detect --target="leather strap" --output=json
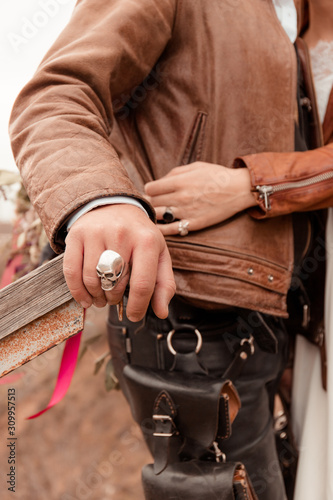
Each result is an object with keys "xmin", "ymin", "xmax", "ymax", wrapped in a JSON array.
[
  {"xmin": 237, "ymin": 311, "xmax": 278, "ymax": 354},
  {"xmin": 150, "ymin": 332, "xmax": 252, "ymax": 472},
  {"xmin": 152, "ymin": 390, "xmax": 177, "ymax": 474},
  {"xmin": 222, "ymin": 335, "xmax": 255, "ymax": 381}
]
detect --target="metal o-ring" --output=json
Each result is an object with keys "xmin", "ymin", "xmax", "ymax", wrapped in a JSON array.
[{"xmin": 166, "ymin": 328, "xmax": 203, "ymax": 355}]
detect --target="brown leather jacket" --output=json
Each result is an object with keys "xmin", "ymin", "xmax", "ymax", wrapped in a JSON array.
[{"xmin": 9, "ymin": 0, "xmax": 333, "ymax": 317}]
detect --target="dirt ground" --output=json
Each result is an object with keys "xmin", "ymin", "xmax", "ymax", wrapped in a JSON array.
[{"xmin": 0, "ymin": 223, "xmax": 150, "ymax": 500}]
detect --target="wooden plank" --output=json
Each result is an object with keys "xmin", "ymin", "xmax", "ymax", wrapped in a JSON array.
[
  {"xmin": 0, "ymin": 299, "xmax": 83, "ymax": 378},
  {"xmin": 0, "ymin": 253, "xmax": 72, "ymax": 340}
]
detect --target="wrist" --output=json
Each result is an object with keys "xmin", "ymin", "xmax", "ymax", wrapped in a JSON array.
[{"xmin": 234, "ymin": 168, "xmax": 256, "ymax": 211}]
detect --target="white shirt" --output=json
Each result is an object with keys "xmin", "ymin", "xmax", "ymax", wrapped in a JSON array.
[
  {"xmin": 309, "ymin": 40, "xmax": 333, "ymax": 123},
  {"xmin": 273, "ymin": 0, "xmax": 298, "ymax": 43},
  {"xmin": 67, "ymin": 0, "xmax": 298, "ymax": 231}
]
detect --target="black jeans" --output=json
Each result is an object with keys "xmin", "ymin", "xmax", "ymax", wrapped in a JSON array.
[{"xmin": 107, "ymin": 295, "xmax": 289, "ymax": 500}]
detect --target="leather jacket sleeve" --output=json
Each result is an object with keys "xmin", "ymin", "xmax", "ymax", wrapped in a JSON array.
[
  {"xmin": 236, "ymin": 33, "xmax": 333, "ymax": 221},
  {"xmin": 9, "ymin": 0, "xmax": 176, "ymax": 252},
  {"xmin": 235, "ymin": 137, "xmax": 333, "ymax": 219}
]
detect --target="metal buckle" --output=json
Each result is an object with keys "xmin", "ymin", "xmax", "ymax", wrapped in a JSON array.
[
  {"xmin": 240, "ymin": 334, "xmax": 255, "ymax": 355},
  {"xmin": 213, "ymin": 441, "xmax": 226, "ymax": 463},
  {"xmin": 167, "ymin": 328, "xmax": 203, "ymax": 356},
  {"xmin": 302, "ymin": 304, "xmax": 310, "ymax": 329},
  {"xmin": 153, "ymin": 415, "xmax": 175, "ymax": 438}
]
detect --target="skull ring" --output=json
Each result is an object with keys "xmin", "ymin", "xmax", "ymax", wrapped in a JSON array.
[{"xmin": 96, "ymin": 250, "xmax": 125, "ymax": 291}]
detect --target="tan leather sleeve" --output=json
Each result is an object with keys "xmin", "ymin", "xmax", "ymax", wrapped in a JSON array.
[
  {"xmin": 9, "ymin": 0, "xmax": 176, "ymax": 252},
  {"xmin": 235, "ymin": 142, "xmax": 333, "ymax": 218}
]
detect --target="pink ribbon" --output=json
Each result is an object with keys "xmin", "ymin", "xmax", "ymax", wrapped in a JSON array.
[
  {"xmin": 0, "ymin": 254, "xmax": 23, "ymax": 288},
  {"xmin": 27, "ymin": 330, "xmax": 83, "ymax": 419}
]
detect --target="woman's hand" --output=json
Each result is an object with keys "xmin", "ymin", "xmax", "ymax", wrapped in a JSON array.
[{"xmin": 144, "ymin": 162, "xmax": 256, "ymax": 235}]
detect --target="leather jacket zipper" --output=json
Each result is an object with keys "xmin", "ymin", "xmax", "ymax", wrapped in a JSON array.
[{"xmin": 256, "ymin": 171, "xmax": 333, "ymax": 210}]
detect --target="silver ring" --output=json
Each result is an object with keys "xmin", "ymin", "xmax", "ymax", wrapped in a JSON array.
[
  {"xmin": 162, "ymin": 207, "xmax": 175, "ymax": 223},
  {"xmin": 178, "ymin": 219, "xmax": 189, "ymax": 236},
  {"xmin": 167, "ymin": 328, "xmax": 203, "ymax": 356},
  {"xmin": 96, "ymin": 250, "xmax": 125, "ymax": 291}
]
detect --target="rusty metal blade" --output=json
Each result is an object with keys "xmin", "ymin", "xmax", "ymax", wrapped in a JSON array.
[{"xmin": 0, "ymin": 299, "xmax": 83, "ymax": 378}]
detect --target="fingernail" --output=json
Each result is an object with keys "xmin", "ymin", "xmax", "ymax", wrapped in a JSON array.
[
  {"xmin": 81, "ymin": 301, "xmax": 91, "ymax": 309},
  {"xmin": 127, "ymin": 313, "xmax": 140, "ymax": 323},
  {"xmin": 158, "ymin": 305, "xmax": 169, "ymax": 319}
]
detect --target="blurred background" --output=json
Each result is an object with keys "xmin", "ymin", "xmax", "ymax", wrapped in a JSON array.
[
  {"xmin": 1, "ymin": 0, "xmax": 76, "ymax": 221},
  {"xmin": 0, "ymin": 2, "xmax": 149, "ymax": 498}
]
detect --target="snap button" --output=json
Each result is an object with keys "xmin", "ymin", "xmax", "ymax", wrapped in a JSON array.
[
  {"xmin": 268, "ymin": 275, "xmax": 274, "ymax": 283},
  {"xmin": 248, "ymin": 268, "xmax": 254, "ymax": 276}
]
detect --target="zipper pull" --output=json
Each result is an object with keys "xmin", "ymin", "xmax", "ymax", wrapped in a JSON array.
[{"xmin": 256, "ymin": 185, "xmax": 273, "ymax": 211}]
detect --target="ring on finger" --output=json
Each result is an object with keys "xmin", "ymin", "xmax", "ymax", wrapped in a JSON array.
[
  {"xmin": 96, "ymin": 250, "xmax": 125, "ymax": 291},
  {"xmin": 162, "ymin": 206, "xmax": 176, "ymax": 223},
  {"xmin": 178, "ymin": 220, "xmax": 189, "ymax": 236}
]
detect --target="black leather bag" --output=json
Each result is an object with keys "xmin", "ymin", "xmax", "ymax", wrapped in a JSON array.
[
  {"xmin": 122, "ymin": 341, "xmax": 258, "ymax": 500},
  {"xmin": 142, "ymin": 460, "xmax": 258, "ymax": 500},
  {"xmin": 123, "ymin": 362, "xmax": 240, "ymax": 467}
]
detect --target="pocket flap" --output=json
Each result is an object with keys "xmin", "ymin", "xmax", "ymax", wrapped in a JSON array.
[{"xmin": 123, "ymin": 364, "xmax": 240, "ymax": 450}]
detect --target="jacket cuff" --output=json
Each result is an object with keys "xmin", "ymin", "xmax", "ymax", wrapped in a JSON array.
[
  {"xmin": 233, "ymin": 156, "xmax": 268, "ymax": 218},
  {"xmin": 234, "ymin": 146, "xmax": 333, "ymax": 219},
  {"xmin": 53, "ymin": 190, "xmax": 156, "ymax": 253}
]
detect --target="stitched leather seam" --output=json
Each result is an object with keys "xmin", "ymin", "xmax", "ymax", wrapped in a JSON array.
[
  {"xmin": 182, "ymin": 113, "xmax": 200, "ymax": 164},
  {"xmin": 154, "ymin": 391, "xmax": 176, "ymax": 417},
  {"xmin": 242, "ymin": 481, "xmax": 249, "ymax": 500},
  {"xmin": 217, "ymin": 396, "xmax": 230, "ymax": 440},
  {"xmin": 182, "ymin": 111, "xmax": 208, "ymax": 165},
  {"xmin": 195, "ymin": 113, "xmax": 207, "ymax": 161}
]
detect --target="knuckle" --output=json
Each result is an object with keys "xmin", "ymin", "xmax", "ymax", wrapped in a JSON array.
[
  {"xmin": 67, "ymin": 224, "xmax": 85, "ymax": 241},
  {"xmin": 170, "ymin": 166, "xmax": 181, "ymax": 175},
  {"xmin": 63, "ymin": 265, "xmax": 79, "ymax": 282},
  {"xmin": 83, "ymin": 277, "xmax": 103, "ymax": 297},
  {"xmin": 140, "ymin": 229, "xmax": 160, "ymax": 248},
  {"xmin": 131, "ymin": 279, "xmax": 153, "ymax": 297},
  {"xmin": 110, "ymin": 222, "xmax": 127, "ymax": 242},
  {"xmin": 166, "ymin": 279, "xmax": 177, "ymax": 296},
  {"xmin": 83, "ymin": 275, "xmax": 99, "ymax": 289}
]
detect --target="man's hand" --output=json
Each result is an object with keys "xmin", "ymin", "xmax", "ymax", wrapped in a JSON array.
[
  {"xmin": 145, "ymin": 162, "xmax": 256, "ymax": 235},
  {"xmin": 63, "ymin": 204, "xmax": 176, "ymax": 321}
]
